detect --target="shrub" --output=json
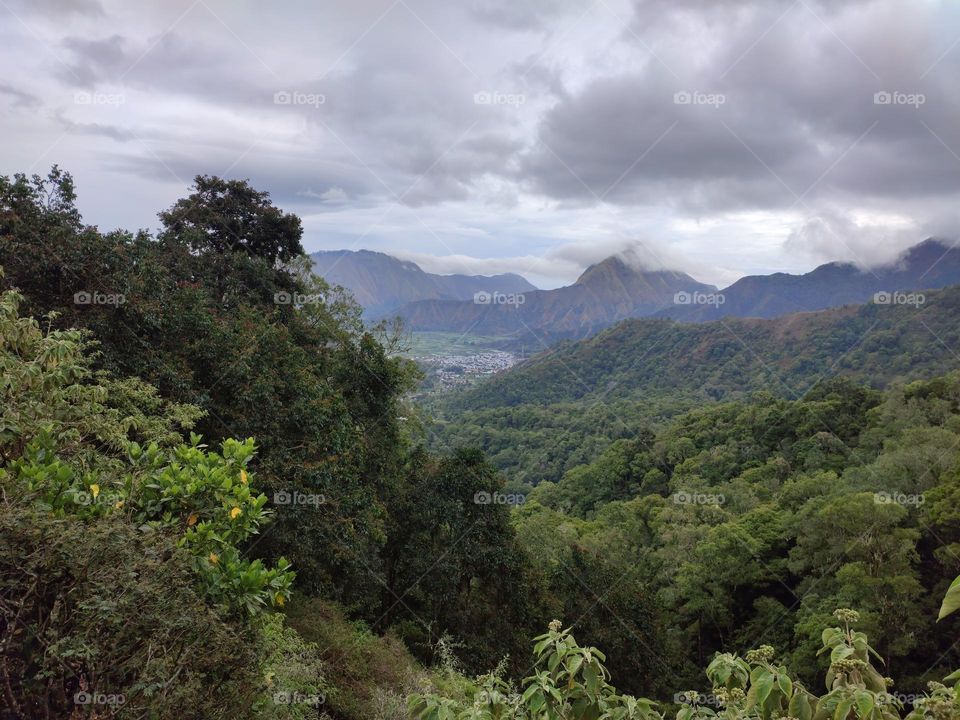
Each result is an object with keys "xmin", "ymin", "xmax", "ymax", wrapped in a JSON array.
[
  {"xmin": 0, "ymin": 502, "xmax": 261, "ymax": 718},
  {"xmin": 408, "ymin": 610, "xmax": 960, "ymax": 719}
]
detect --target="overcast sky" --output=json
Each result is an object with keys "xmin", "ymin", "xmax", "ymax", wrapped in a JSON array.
[{"xmin": 2, "ymin": 0, "xmax": 959, "ymax": 288}]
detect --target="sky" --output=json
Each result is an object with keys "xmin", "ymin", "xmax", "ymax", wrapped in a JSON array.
[{"xmin": 2, "ymin": 0, "xmax": 960, "ymax": 289}]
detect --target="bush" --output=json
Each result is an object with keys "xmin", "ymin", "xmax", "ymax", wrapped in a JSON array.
[
  {"xmin": 0, "ymin": 502, "xmax": 261, "ymax": 718},
  {"xmin": 408, "ymin": 610, "xmax": 960, "ymax": 719},
  {"xmin": 284, "ymin": 596, "xmax": 442, "ymax": 720}
]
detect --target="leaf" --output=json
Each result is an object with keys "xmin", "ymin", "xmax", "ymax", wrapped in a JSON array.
[
  {"xmin": 938, "ymin": 575, "xmax": 960, "ymax": 621},
  {"xmin": 834, "ymin": 698, "xmax": 854, "ymax": 720},
  {"xmin": 754, "ymin": 671, "xmax": 775, "ymax": 706},
  {"xmin": 777, "ymin": 673, "xmax": 793, "ymax": 698},
  {"xmin": 855, "ymin": 692, "xmax": 874, "ymax": 718},
  {"xmin": 830, "ymin": 645, "xmax": 854, "ymax": 663},
  {"xmin": 789, "ymin": 690, "xmax": 813, "ymax": 720}
]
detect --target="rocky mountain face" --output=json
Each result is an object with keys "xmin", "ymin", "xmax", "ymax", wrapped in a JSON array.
[
  {"xmin": 658, "ymin": 239, "xmax": 960, "ymax": 321},
  {"xmin": 395, "ymin": 255, "xmax": 716, "ymax": 339},
  {"xmin": 316, "ymin": 240, "xmax": 960, "ymax": 342},
  {"xmin": 311, "ymin": 249, "xmax": 536, "ymax": 318}
]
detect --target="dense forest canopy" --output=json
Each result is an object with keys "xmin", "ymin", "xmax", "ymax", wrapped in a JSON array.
[
  {"xmin": 2, "ymin": 168, "xmax": 960, "ymax": 719},
  {"xmin": 427, "ymin": 289, "xmax": 960, "ymax": 487}
]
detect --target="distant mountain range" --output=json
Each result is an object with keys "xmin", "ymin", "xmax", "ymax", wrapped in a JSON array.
[
  {"xmin": 451, "ymin": 281, "xmax": 960, "ymax": 412},
  {"xmin": 395, "ymin": 256, "xmax": 715, "ymax": 339},
  {"xmin": 311, "ymin": 250, "xmax": 536, "ymax": 318},
  {"xmin": 312, "ymin": 239, "xmax": 960, "ymax": 341},
  {"xmin": 658, "ymin": 238, "xmax": 960, "ymax": 321}
]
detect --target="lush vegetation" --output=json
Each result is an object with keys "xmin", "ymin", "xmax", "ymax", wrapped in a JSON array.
[
  {"xmin": 428, "ymin": 290, "xmax": 960, "ymax": 485},
  {"xmin": 411, "ymin": 609, "xmax": 960, "ymax": 719},
  {"xmin": 508, "ymin": 376, "xmax": 960, "ymax": 695},
  {"xmin": 4, "ymin": 167, "xmax": 960, "ymax": 719},
  {"xmin": 0, "ymin": 168, "xmax": 531, "ymax": 717}
]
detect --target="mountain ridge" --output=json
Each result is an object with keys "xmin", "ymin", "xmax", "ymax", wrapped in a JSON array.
[
  {"xmin": 395, "ymin": 255, "xmax": 716, "ymax": 339},
  {"xmin": 658, "ymin": 238, "xmax": 960, "ymax": 321},
  {"xmin": 450, "ymin": 281, "xmax": 960, "ymax": 411},
  {"xmin": 311, "ymin": 249, "xmax": 536, "ymax": 318}
]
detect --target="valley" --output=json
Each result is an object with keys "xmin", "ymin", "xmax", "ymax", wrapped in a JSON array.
[
  {"xmin": 7, "ymin": 0, "xmax": 960, "ymax": 706},
  {"xmin": 402, "ymin": 331, "xmax": 521, "ymax": 393},
  {"xmin": 5, "ymin": 168, "xmax": 960, "ymax": 720}
]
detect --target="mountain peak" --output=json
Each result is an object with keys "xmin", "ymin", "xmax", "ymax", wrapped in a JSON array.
[
  {"xmin": 894, "ymin": 237, "xmax": 954, "ymax": 265},
  {"xmin": 575, "ymin": 255, "xmax": 632, "ymax": 285},
  {"xmin": 659, "ymin": 237, "xmax": 960, "ymax": 323},
  {"xmin": 310, "ymin": 249, "xmax": 536, "ymax": 318}
]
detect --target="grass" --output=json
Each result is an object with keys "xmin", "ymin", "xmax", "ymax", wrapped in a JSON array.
[{"xmin": 402, "ymin": 331, "xmax": 514, "ymax": 356}]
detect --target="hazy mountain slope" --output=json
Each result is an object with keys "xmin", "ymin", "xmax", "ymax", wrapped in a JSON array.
[
  {"xmin": 659, "ymin": 238, "xmax": 960, "ymax": 321},
  {"xmin": 311, "ymin": 249, "xmax": 535, "ymax": 317},
  {"xmin": 396, "ymin": 256, "xmax": 716, "ymax": 338},
  {"xmin": 451, "ymin": 283, "xmax": 960, "ymax": 410}
]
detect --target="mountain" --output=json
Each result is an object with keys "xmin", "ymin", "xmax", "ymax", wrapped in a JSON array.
[
  {"xmin": 659, "ymin": 238, "xmax": 960, "ymax": 321},
  {"xmin": 451, "ymin": 282, "xmax": 960, "ymax": 411},
  {"xmin": 317, "ymin": 240, "xmax": 960, "ymax": 340},
  {"xmin": 396, "ymin": 255, "xmax": 716, "ymax": 339},
  {"xmin": 311, "ymin": 249, "xmax": 536, "ymax": 318}
]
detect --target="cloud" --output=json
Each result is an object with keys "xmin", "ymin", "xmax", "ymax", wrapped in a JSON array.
[
  {"xmin": 470, "ymin": 0, "xmax": 584, "ymax": 30},
  {"xmin": 0, "ymin": 83, "xmax": 41, "ymax": 108},
  {"xmin": 7, "ymin": 0, "xmax": 103, "ymax": 16},
  {"xmin": 784, "ymin": 210, "xmax": 921, "ymax": 268},
  {"xmin": 58, "ymin": 115, "xmax": 132, "ymax": 143},
  {"xmin": 394, "ymin": 236, "xmax": 715, "ymax": 288},
  {"xmin": 521, "ymin": 0, "xmax": 960, "ymax": 215},
  {"xmin": 4, "ymin": 0, "xmax": 960, "ymax": 285}
]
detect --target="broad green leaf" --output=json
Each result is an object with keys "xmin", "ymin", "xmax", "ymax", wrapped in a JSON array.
[{"xmin": 938, "ymin": 575, "xmax": 960, "ymax": 621}]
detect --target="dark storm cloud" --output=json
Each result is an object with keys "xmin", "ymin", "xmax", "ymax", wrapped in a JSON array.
[
  {"xmin": 58, "ymin": 32, "xmax": 242, "ymax": 99},
  {"xmin": 5, "ymin": 0, "xmax": 960, "ymax": 281},
  {"xmin": 520, "ymin": 0, "xmax": 960, "ymax": 214},
  {"xmin": 49, "ymin": 8, "xmax": 529, "ymax": 209}
]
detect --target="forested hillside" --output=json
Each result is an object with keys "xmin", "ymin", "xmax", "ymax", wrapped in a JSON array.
[
  {"xmin": 454, "ymin": 292, "xmax": 960, "ymax": 410},
  {"xmin": 658, "ymin": 238, "xmax": 960, "ymax": 322},
  {"xmin": 3, "ymin": 168, "xmax": 960, "ymax": 719},
  {"xmin": 417, "ymin": 374, "xmax": 960, "ymax": 718},
  {"xmin": 427, "ymin": 288, "xmax": 960, "ymax": 486},
  {"xmin": 0, "ymin": 168, "xmax": 536, "ymax": 718}
]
